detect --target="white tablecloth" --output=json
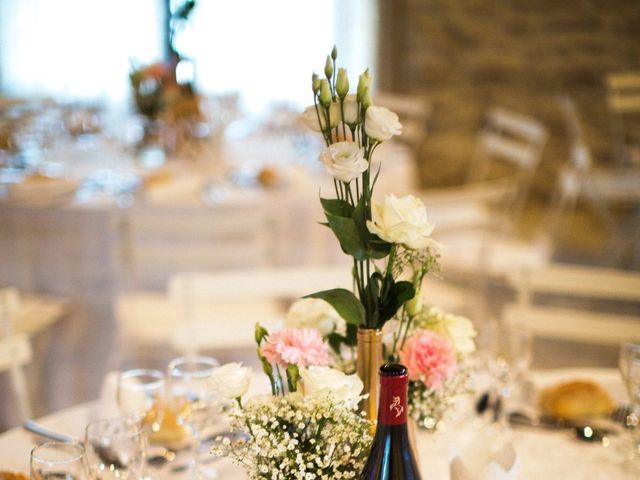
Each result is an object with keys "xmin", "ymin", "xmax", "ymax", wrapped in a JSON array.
[
  {"xmin": 0, "ymin": 141, "xmax": 418, "ymax": 296},
  {"xmin": 0, "ymin": 368, "xmax": 634, "ymax": 479}
]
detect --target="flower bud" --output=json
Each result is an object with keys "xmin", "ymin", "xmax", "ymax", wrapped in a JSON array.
[
  {"xmin": 312, "ymin": 73, "xmax": 320, "ymax": 94},
  {"xmin": 324, "ymin": 55, "xmax": 333, "ymax": 79},
  {"xmin": 336, "ymin": 68, "xmax": 349, "ymax": 98},
  {"xmin": 362, "ymin": 88, "xmax": 373, "ymax": 109},
  {"xmin": 357, "ymin": 70, "xmax": 372, "ymax": 102},
  {"xmin": 319, "ymin": 79, "xmax": 332, "ymax": 106},
  {"xmin": 255, "ymin": 323, "xmax": 269, "ymax": 345},
  {"xmin": 331, "ymin": 45, "xmax": 338, "ymax": 61},
  {"xmin": 406, "ymin": 290, "xmax": 423, "ymax": 317}
]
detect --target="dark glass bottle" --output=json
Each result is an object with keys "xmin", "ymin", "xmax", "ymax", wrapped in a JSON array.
[{"xmin": 360, "ymin": 363, "xmax": 422, "ymax": 480}]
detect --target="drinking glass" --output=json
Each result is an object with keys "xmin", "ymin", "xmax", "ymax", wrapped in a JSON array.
[
  {"xmin": 30, "ymin": 442, "xmax": 87, "ymax": 479},
  {"xmin": 485, "ymin": 322, "xmax": 533, "ymax": 421},
  {"xmin": 84, "ymin": 417, "xmax": 145, "ymax": 479},
  {"xmin": 117, "ymin": 369, "xmax": 166, "ymax": 432},
  {"xmin": 619, "ymin": 341, "xmax": 640, "ymax": 470},
  {"xmin": 167, "ymin": 355, "xmax": 219, "ymax": 478}
]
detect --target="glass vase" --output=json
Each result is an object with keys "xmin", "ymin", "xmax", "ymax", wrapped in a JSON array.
[{"xmin": 357, "ymin": 327, "xmax": 383, "ymax": 426}]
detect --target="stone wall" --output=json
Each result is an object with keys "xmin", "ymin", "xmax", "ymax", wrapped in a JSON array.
[{"xmin": 377, "ymin": 0, "xmax": 640, "ymax": 194}]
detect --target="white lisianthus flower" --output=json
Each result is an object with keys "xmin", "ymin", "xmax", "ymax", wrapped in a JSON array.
[
  {"xmin": 418, "ymin": 306, "xmax": 477, "ymax": 356},
  {"xmin": 299, "ymin": 366, "xmax": 363, "ymax": 406},
  {"xmin": 301, "ymin": 102, "xmax": 341, "ymax": 132},
  {"xmin": 341, "ymin": 94, "xmax": 359, "ymax": 126},
  {"xmin": 284, "ymin": 298, "xmax": 347, "ymax": 337},
  {"xmin": 320, "ymin": 141, "xmax": 368, "ymax": 183},
  {"xmin": 364, "ymin": 106, "xmax": 402, "ymax": 142},
  {"xmin": 366, "ymin": 194, "xmax": 436, "ymax": 250},
  {"xmin": 209, "ymin": 362, "xmax": 252, "ymax": 400}
]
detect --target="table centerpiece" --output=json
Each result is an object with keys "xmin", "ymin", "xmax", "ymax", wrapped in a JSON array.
[{"xmin": 297, "ymin": 47, "xmax": 476, "ymax": 427}]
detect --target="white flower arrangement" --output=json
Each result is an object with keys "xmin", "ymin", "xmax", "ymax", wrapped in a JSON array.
[
  {"xmin": 212, "ymin": 393, "xmax": 371, "ymax": 480},
  {"xmin": 210, "ymin": 324, "xmax": 372, "ymax": 479}
]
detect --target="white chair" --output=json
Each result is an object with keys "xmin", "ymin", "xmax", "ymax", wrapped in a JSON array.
[
  {"xmin": 417, "ymin": 108, "xmax": 550, "ymax": 282},
  {"xmin": 0, "ymin": 288, "xmax": 33, "ymax": 423},
  {"xmin": 117, "ymin": 203, "xmax": 275, "ymax": 291},
  {"xmin": 113, "ymin": 265, "xmax": 353, "ymax": 357},
  {"xmin": 467, "ymin": 107, "xmax": 549, "ymax": 224},
  {"xmin": 605, "ymin": 71, "xmax": 640, "ymax": 167},
  {"xmin": 550, "ymin": 95, "xmax": 640, "ymax": 266},
  {"xmin": 503, "ymin": 263, "xmax": 640, "ymax": 347}
]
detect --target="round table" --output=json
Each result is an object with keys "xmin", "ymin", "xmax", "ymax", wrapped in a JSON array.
[{"xmin": 0, "ymin": 368, "xmax": 634, "ymax": 479}]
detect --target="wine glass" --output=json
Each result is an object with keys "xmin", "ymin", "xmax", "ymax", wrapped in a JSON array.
[
  {"xmin": 485, "ymin": 321, "xmax": 533, "ymax": 421},
  {"xmin": 84, "ymin": 417, "xmax": 145, "ymax": 480},
  {"xmin": 167, "ymin": 355, "xmax": 220, "ymax": 478},
  {"xmin": 117, "ymin": 369, "xmax": 166, "ymax": 433},
  {"xmin": 619, "ymin": 341, "xmax": 640, "ymax": 471},
  {"xmin": 30, "ymin": 441, "xmax": 87, "ymax": 479}
]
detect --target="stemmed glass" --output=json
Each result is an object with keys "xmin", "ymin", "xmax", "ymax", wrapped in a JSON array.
[
  {"xmin": 84, "ymin": 417, "xmax": 145, "ymax": 479},
  {"xmin": 31, "ymin": 441, "xmax": 87, "ymax": 479},
  {"xmin": 167, "ymin": 355, "xmax": 220, "ymax": 479},
  {"xmin": 619, "ymin": 341, "xmax": 640, "ymax": 471},
  {"xmin": 485, "ymin": 321, "xmax": 533, "ymax": 422},
  {"xmin": 117, "ymin": 369, "xmax": 166, "ymax": 433}
]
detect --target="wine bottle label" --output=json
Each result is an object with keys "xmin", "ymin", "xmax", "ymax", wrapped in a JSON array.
[{"xmin": 379, "ymin": 375, "xmax": 408, "ymax": 425}]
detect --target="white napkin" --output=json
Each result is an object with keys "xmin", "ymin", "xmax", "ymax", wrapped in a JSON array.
[{"xmin": 450, "ymin": 424, "xmax": 518, "ymax": 480}]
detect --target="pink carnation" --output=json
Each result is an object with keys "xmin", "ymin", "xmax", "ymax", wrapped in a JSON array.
[
  {"xmin": 261, "ymin": 328, "xmax": 330, "ymax": 368},
  {"xmin": 399, "ymin": 330, "xmax": 457, "ymax": 390}
]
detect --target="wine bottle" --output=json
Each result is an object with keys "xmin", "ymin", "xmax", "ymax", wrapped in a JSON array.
[{"xmin": 360, "ymin": 363, "xmax": 422, "ymax": 480}]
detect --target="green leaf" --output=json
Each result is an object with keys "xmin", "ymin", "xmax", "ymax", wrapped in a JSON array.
[
  {"xmin": 393, "ymin": 280, "xmax": 416, "ymax": 306},
  {"xmin": 286, "ymin": 364, "xmax": 300, "ymax": 392},
  {"xmin": 352, "ymin": 194, "xmax": 392, "ymax": 260},
  {"xmin": 378, "ymin": 279, "xmax": 416, "ymax": 325},
  {"xmin": 306, "ymin": 288, "xmax": 365, "ymax": 326},
  {"xmin": 345, "ymin": 323, "xmax": 358, "ymax": 346},
  {"xmin": 325, "ymin": 212, "xmax": 368, "ymax": 260},
  {"xmin": 320, "ymin": 197, "xmax": 354, "ymax": 218},
  {"xmin": 327, "ymin": 332, "xmax": 344, "ymax": 353}
]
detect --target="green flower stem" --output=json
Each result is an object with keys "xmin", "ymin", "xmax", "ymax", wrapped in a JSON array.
[
  {"xmin": 236, "ymin": 397, "xmax": 243, "ymax": 409},
  {"xmin": 345, "ymin": 182, "xmax": 355, "ymax": 206},
  {"xmin": 386, "ymin": 244, "xmax": 398, "ymax": 278},
  {"xmin": 312, "ymin": 99, "xmax": 331, "ymax": 148},
  {"xmin": 333, "ymin": 179, "xmax": 343, "ymax": 201},
  {"xmin": 339, "ymin": 98, "xmax": 347, "ymax": 140},
  {"xmin": 399, "ymin": 310, "xmax": 414, "ymax": 352}
]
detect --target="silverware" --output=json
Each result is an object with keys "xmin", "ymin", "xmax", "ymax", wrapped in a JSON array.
[{"xmin": 23, "ymin": 420, "xmax": 80, "ymax": 444}]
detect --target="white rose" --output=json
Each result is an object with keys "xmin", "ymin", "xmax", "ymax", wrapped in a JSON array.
[
  {"xmin": 364, "ymin": 105, "xmax": 402, "ymax": 142},
  {"xmin": 299, "ymin": 366, "xmax": 363, "ymax": 406},
  {"xmin": 301, "ymin": 102, "xmax": 341, "ymax": 132},
  {"xmin": 366, "ymin": 194, "xmax": 436, "ymax": 250},
  {"xmin": 341, "ymin": 94, "xmax": 359, "ymax": 126},
  {"xmin": 284, "ymin": 298, "xmax": 347, "ymax": 337},
  {"xmin": 421, "ymin": 307, "xmax": 477, "ymax": 356},
  {"xmin": 320, "ymin": 141, "xmax": 368, "ymax": 183},
  {"xmin": 209, "ymin": 362, "xmax": 252, "ymax": 400}
]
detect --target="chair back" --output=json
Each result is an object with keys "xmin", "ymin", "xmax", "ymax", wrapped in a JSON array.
[
  {"xmin": 468, "ymin": 107, "xmax": 548, "ymax": 222},
  {"xmin": 118, "ymin": 203, "xmax": 274, "ymax": 291},
  {"xmin": 605, "ymin": 71, "xmax": 640, "ymax": 166},
  {"xmin": 606, "ymin": 71, "xmax": 640, "ymax": 114},
  {"xmin": 0, "ymin": 287, "xmax": 33, "ymax": 422},
  {"xmin": 167, "ymin": 266, "xmax": 352, "ymax": 354},
  {"xmin": 503, "ymin": 263, "xmax": 640, "ymax": 348}
]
